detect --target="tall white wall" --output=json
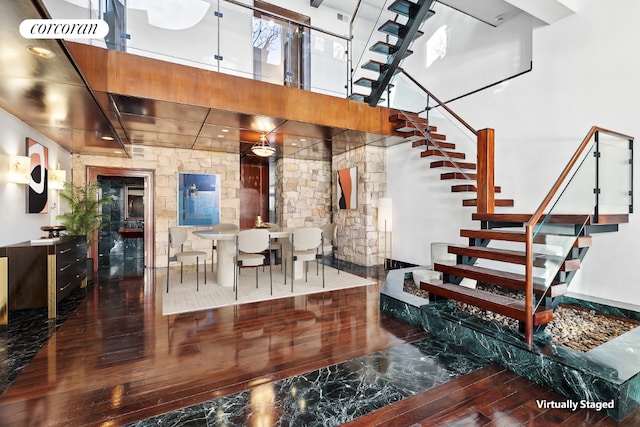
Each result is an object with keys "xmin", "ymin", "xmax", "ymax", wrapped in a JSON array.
[
  {"xmin": 388, "ymin": 0, "xmax": 640, "ymax": 308},
  {"xmin": 0, "ymin": 108, "xmax": 72, "ymax": 246},
  {"xmin": 401, "ymin": 4, "xmax": 534, "ymax": 102}
]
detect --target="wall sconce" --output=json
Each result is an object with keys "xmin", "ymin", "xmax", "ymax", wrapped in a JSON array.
[
  {"xmin": 7, "ymin": 155, "xmax": 31, "ymax": 184},
  {"xmin": 49, "ymin": 169, "xmax": 67, "ymax": 190},
  {"xmin": 251, "ymin": 134, "xmax": 276, "ymax": 157},
  {"xmin": 377, "ymin": 198, "xmax": 393, "ymax": 269}
]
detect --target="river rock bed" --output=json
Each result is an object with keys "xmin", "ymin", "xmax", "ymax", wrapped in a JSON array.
[{"xmin": 404, "ymin": 278, "xmax": 638, "ymax": 352}]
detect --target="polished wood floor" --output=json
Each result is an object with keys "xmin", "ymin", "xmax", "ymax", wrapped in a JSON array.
[{"xmin": 0, "ymin": 267, "xmax": 636, "ymax": 426}]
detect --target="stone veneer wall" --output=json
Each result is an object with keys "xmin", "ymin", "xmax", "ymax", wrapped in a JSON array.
[
  {"xmin": 72, "ymin": 145, "xmax": 239, "ymax": 268},
  {"xmin": 333, "ymin": 145, "xmax": 387, "ymax": 267},
  {"xmin": 274, "ymin": 157, "xmax": 332, "ymax": 228}
]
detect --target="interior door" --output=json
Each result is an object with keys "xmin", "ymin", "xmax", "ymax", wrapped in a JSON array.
[{"xmin": 240, "ymin": 156, "xmax": 269, "ymax": 230}]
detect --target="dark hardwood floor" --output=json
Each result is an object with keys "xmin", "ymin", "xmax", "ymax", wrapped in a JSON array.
[{"xmin": 0, "ymin": 264, "xmax": 636, "ymax": 426}]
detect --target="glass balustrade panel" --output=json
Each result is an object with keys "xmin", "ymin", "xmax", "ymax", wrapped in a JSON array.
[
  {"xmin": 598, "ymin": 132, "xmax": 633, "ymax": 215},
  {"xmin": 217, "ymin": 1, "xmax": 254, "ymax": 78},
  {"xmin": 42, "ymin": 0, "xmax": 104, "ymax": 47},
  {"xmin": 530, "ymin": 136, "xmax": 599, "ymax": 312},
  {"xmin": 120, "ymin": 0, "xmax": 218, "ymax": 70},
  {"xmin": 308, "ymin": 29, "xmax": 349, "ymax": 97}
]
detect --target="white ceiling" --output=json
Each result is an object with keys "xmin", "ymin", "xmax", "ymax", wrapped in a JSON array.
[
  {"xmin": 318, "ymin": 0, "xmax": 575, "ymax": 26},
  {"xmin": 319, "ymin": 0, "xmax": 523, "ymax": 27}
]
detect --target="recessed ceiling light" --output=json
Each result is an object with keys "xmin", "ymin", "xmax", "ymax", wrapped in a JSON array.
[
  {"xmin": 300, "ymin": 138, "xmax": 306, "ymax": 142},
  {"xmin": 292, "ymin": 143, "xmax": 298, "ymax": 146},
  {"xmin": 217, "ymin": 134, "xmax": 224, "ymax": 138},
  {"xmin": 101, "ymin": 135, "xmax": 115, "ymax": 141},
  {"xmin": 221, "ymin": 129, "xmax": 229, "ymax": 132},
  {"xmin": 27, "ymin": 45, "xmax": 55, "ymax": 59}
]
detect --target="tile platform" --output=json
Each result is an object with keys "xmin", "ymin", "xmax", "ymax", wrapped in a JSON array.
[{"xmin": 380, "ymin": 267, "xmax": 640, "ymax": 420}]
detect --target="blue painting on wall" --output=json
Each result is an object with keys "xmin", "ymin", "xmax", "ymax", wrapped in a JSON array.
[{"xmin": 177, "ymin": 173, "xmax": 221, "ymax": 226}]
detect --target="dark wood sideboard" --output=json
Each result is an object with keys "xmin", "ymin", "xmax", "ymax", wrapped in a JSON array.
[{"xmin": 0, "ymin": 236, "xmax": 87, "ymax": 325}]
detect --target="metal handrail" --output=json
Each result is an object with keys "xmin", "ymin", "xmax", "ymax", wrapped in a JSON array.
[
  {"xmin": 523, "ymin": 126, "xmax": 634, "ymax": 345},
  {"xmin": 400, "ymin": 70, "xmax": 477, "ymax": 135}
]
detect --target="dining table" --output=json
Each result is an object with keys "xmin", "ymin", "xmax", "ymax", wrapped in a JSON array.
[{"xmin": 194, "ymin": 226, "xmax": 296, "ymax": 288}]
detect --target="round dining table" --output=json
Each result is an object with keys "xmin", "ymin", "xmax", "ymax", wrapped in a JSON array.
[{"xmin": 194, "ymin": 227, "xmax": 295, "ymax": 287}]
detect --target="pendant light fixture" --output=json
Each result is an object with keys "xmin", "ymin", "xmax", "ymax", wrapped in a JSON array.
[{"xmin": 251, "ymin": 134, "xmax": 276, "ymax": 157}]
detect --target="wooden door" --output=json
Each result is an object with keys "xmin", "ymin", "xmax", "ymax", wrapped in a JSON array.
[{"xmin": 240, "ymin": 156, "xmax": 269, "ymax": 230}]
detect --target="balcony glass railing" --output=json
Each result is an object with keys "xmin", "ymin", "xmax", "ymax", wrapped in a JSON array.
[
  {"xmin": 526, "ymin": 127, "xmax": 633, "ymax": 332},
  {"xmin": 44, "ymin": 0, "xmax": 351, "ymax": 98}
]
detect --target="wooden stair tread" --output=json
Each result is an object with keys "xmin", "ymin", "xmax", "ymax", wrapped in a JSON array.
[
  {"xmin": 460, "ymin": 229, "xmax": 592, "ymax": 248},
  {"xmin": 392, "ymin": 123, "xmax": 437, "ymax": 133},
  {"xmin": 430, "ymin": 132, "xmax": 447, "ymax": 140},
  {"xmin": 441, "ymin": 172, "xmax": 477, "ymax": 180},
  {"xmin": 433, "ymin": 263, "xmax": 567, "ymax": 297},
  {"xmin": 421, "ymin": 150, "xmax": 465, "ymax": 159},
  {"xmin": 420, "ymin": 281, "xmax": 554, "ymax": 325},
  {"xmin": 463, "ymin": 199, "xmax": 514, "ymax": 207},
  {"xmin": 447, "ymin": 245, "xmax": 579, "ymax": 271},
  {"xmin": 431, "ymin": 160, "xmax": 476, "ymax": 170},
  {"xmin": 413, "ymin": 139, "xmax": 456, "ymax": 150},
  {"xmin": 472, "ymin": 213, "xmax": 629, "ymax": 225},
  {"xmin": 451, "ymin": 185, "xmax": 502, "ymax": 193},
  {"xmin": 389, "ymin": 112, "xmax": 423, "ymax": 122},
  {"xmin": 449, "ymin": 245, "xmax": 541, "ymax": 264}
]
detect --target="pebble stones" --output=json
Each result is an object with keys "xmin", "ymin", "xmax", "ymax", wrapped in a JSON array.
[{"xmin": 403, "ymin": 279, "xmax": 638, "ymax": 352}]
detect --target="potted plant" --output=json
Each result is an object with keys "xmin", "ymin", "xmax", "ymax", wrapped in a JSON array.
[{"xmin": 57, "ymin": 181, "xmax": 110, "ymax": 281}]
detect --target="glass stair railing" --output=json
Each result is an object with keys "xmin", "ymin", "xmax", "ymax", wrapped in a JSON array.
[{"xmin": 524, "ymin": 127, "xmax": 634, "ymax": 344}]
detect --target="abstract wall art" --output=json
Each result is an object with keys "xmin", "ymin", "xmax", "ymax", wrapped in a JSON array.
[
  {"xmin": 177, "ymin": 172, "xmax": 221, "ymax": 226},
  {"xmin": 337, "ymin": 167, "xmax": 357, "ymax": 209},
  {"xmin": 27, "ymin": 138, "xmax": 48, "ymax": 214}
]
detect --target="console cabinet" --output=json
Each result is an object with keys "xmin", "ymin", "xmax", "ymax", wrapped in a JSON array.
[{"xmin": 0, "ymin": 236, "xmax": 87, "ymax": 324}]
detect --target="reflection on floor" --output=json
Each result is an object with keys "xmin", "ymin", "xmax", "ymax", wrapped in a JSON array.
[
  {"xmin": 124, "ymin": 338, "xmax": 487, "ymax": 426},
  {"xmin": 0, "ymin": 284, "xmax": 91, "ymax": 394},
  {"xmin": 0, "ymin": 260, "xmax": 489, "ymax": 426}
]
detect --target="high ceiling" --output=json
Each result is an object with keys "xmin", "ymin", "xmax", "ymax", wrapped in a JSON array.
[
  {"xmin": 0, "ymin": 0, "xmax": 405, "ymax": 161},
  {"xmin": 0, "ymin": 1, "xmax": 573, "ymax": 161}
]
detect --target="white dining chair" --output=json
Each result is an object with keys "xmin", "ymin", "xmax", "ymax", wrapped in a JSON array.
[
  {"xmin": 320, "ymin": 222, "xmax": 338, "ymax": 274},
  {"xmin": 211, "ymin": 223, "xmax": 239, "ymax": 271},
  {"xmin": 167, "ymin": 227, "xmax": 207, "ymax": 293},
  {"xmin": 264, "ymin": 222, "xmax": 282, "ymax": 269},
  {"xmin": 234, "ymin": 228, "xmax": 272, "ymax": 300},
  {"xmin": 287, "ymin": 227, "xmax": 324, "ymax": 292}
]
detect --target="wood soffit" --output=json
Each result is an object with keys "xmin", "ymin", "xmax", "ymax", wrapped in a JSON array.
[{"xmin": 0, "ymin": 1, "xmax": 403, "ymax": 160}]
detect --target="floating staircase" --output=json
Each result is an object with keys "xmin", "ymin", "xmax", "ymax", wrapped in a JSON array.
[
  {"xmin": 419, "ymin": 213, "xmax": 629, "ymax": 334},
  {"xmin": 384, "ymin": 78, "xmax": 633, "ymax": 346},
  {"xmin": 351, "ymin": 0, "xmax": 436, "ymax": 106},
  {"xmin": 389, "ymin": 112, "xmax": 514, "ymax": 208}
]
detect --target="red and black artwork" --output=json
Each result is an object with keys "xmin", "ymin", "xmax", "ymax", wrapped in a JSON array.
[{"xmin": 27, "ymin": 138, "xmax": 48, "ymax": 214}]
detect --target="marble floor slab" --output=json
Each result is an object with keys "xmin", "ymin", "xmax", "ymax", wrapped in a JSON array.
[
  {"xmin": 125, "ymin": 337, "xmax": 488, "ymax": 426},
  {"xmin": 0, "ymin": 284, "xmax": 91, "ymax": 394}
]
